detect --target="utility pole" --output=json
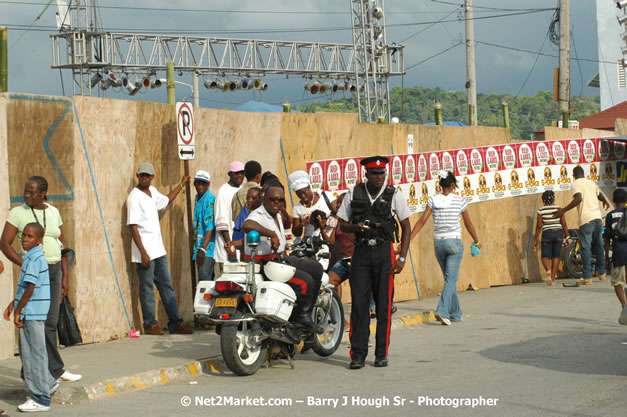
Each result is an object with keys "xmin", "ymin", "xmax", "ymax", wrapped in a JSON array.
[
  {"xmin": 465, "ymin": 0, "xmax": 478, "ymax": 126},
  {"xmin": 559, "ymin": 0, "xmax": 570, "ymax": 128},
  {"xmin": 0, "ymin": 27, "xmax": 7, "ymax": 93}
]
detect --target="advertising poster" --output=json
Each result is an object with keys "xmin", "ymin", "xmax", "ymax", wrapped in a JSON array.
[
  {"xmin": 306, "ymin": 137, "xmax": 627, "ymax": 214},
  {"xmin": 342, "ymin": 158, "xmax": 360, "ymax": 190},
  {"xmin": 308, "ymin": 161, "xmax": 325, "ymax": 192},
  {"xmin": 390, "ymin": 155, "xmax": 404, "ymax": 186},
  {"xmin": 325, "ymin": 159, "xmax": 342, "ymax": 192},
  {"xmin": 427, "ymin": 152, "xmax": 442, "ymax": 181}
]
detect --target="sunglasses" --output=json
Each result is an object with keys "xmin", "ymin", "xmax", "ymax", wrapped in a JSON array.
[{"xmin": 267, "ymin": 197, "xmax": 285, "ymax": 203}]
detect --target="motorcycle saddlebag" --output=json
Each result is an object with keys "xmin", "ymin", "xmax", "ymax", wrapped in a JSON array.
[{"xmin": 255, "ymin": 281, "xmax": 297, "ymax": 322}]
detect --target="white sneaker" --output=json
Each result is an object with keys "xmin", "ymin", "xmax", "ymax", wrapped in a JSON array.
[
  {"xmin": 49, "ymin": 383, "xmax": 59, "ymax": 395},
  {"xmin": 17, "ymin": 398, "xmax": 50, "ymax": 412},
  {"xmin": 57, "ymin": 370, "xmax": 82, "ymax": 382},
  {"xmin": 435, "ymin": 314, "xmax": 451, "ymax": 326}
]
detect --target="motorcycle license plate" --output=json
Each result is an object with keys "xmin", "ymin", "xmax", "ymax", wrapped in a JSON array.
[{"xmin": 215, "ymin": 298, "xmax": 237, "ymax": 308}]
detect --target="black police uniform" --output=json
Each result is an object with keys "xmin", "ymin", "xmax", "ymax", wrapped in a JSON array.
[{"xmin": 338, "ymin": 156, "xmax": 405, "ymax": 364}]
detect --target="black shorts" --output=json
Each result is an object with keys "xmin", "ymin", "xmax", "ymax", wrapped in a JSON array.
[{"xmin": 541, "ymin": 229, "xmax": 563, "ymax": 259}]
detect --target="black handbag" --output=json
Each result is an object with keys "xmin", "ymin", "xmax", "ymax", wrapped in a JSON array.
[{"xmin": 57, "ymin": 296, "xmax": 83, "ymax": 346}]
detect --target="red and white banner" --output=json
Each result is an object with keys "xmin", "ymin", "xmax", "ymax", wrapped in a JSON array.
[{"xmin": 305, "ymin": 138, "xmax": 626, "ymax": 212}]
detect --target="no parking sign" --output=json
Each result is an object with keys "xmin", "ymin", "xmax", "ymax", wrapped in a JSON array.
[{"xmin": 176, "ymin": 102, "xmax": 195, "ymax": 160}]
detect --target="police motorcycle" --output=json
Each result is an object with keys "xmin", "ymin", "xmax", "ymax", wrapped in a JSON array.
[{"xmin": 193, "ymin": 230, "xmax": 344, "ymax": 376}]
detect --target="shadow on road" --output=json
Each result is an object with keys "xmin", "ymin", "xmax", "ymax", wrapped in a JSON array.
[{"xmin": 479, "ymin": 332, "xmax": 627, "ymax": 376}]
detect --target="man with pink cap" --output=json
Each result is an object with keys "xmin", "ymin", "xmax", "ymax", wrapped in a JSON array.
[{"xmin": 214, "ymin": 161, "xmax": 245, "ymax": 277}]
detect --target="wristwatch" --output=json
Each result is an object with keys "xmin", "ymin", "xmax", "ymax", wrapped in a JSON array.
[{"xmin": 399, "ymin": 257, "xmax": 406, "ymax": 262}]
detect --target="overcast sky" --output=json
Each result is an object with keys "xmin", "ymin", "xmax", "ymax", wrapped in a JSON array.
[{"xmin": 1, "ymin": 0, "xmax": 606, "ymax": 110}]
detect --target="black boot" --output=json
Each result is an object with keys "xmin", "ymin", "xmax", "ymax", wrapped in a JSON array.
[{"xmin": 294, "ymin": 295, "xmax": 323, "ymax": 334}]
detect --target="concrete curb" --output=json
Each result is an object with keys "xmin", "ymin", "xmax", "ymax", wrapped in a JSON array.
[{"xmin": 0, "ymin": 310, "xmax": 436, "ymax": 404}]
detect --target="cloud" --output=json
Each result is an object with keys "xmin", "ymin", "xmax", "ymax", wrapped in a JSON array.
[{"xmin": 0, "ymin": 0, "xmax": 601, "ymax": 106}]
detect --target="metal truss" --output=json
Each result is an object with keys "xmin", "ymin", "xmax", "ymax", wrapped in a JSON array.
[
  {"xmin": 351, "ymin": 0, "xmax": 393, "ymax": 123},
  {"xmin": 51, "ymin": 32, "xmax": 403, "ymax": 78},
  {"xmin": 51, "ymin": 0, "xmax": 404, "ymax": 123}
]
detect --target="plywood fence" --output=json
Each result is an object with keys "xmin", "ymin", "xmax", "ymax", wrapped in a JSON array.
[{"xmin": 0, "ymin": 93, "xmax": 617, "ymax": 355}]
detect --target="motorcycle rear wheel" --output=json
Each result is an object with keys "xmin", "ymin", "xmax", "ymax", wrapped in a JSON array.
[
  {"xmin": 220, "ymin": 310, "xmax": 266, "ymax": 376},
  {"xmin": 312, "ymin": 291, "xmax": 344, "ymax": 357},
  {"xmin": 564, "ymin": 242, "xmax": 583, "ymax": 279}
]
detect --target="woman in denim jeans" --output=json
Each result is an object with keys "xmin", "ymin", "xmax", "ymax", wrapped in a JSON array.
[{"xmin": 409, "ymin": 171, "xmax": 480, "ymax": 326}]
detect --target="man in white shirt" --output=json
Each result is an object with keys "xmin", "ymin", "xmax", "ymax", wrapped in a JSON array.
[
  {"xmin": 127, "ymin": 162, "xmax": 193, "ymax": 335},
  {"xmin": 554, "ymin": 166, "xmax": 610, "ymax": 285},
  {"xmin": 243, "ymin": 184, "xmax": 323, "ymax": 333},
  {"xmin": 214, "ymin": 161, "xmax": 245, "ymax": 278}
]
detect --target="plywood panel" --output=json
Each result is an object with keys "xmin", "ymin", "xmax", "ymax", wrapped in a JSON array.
[
  {"xmin": 70, "ymin": 97, "xmax": 283, "ymax": 342},
  {"xmin": 0, "ymin": 94, "xmax": 15, "ymax": 360},
  {"xmin": 616, "ymin": 118, "xmax": 627, "ymax": 135},
  {"xmin": 543, "ymin": 126, "xmax": 616, "ymax": 141}
]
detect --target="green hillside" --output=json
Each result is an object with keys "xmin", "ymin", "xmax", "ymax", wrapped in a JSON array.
[{"xmin": 296, "ymin": 86, "xmax": 600, "ymax": 140}]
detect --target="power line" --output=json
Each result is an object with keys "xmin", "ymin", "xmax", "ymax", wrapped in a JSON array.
[
  {"xmin": 406, "ymin": 41, "xmax": 463, "ymax": 71},
  {"xmin": 0, "ymin": 0, "xmax": 552, "ymax": 15},
  {"xmin": 514, "ymin": 30, "xmax": 549, "ymax": 97},
  {"xmin": 0, "ymin": 7, "xmax": 556, "ymax": 36},
  {"xmin": 476, "ymin": 40, "xmax": 615, "ymax": 64}
]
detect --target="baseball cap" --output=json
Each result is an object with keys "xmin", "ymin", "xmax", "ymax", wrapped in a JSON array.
[
  {"xmin": 228, "ymin": 161, "xmax": 245, "ymax": 173},
  {"xmin": 137, "ymin": 162, "xmax": 155, "ymax": 175},
  {"xmin": 194, "ymin": 170, "xmax": 211, "ymax": 183}
]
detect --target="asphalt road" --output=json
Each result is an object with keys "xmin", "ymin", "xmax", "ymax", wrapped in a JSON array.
[{"xmin": 2, "ymin": 281, "xmax": 626, "ymax": 417}]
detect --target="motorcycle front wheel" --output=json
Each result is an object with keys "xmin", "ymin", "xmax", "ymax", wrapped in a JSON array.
[
  {"xmin": 311, "ymin": 290, "xmax": 344, "ymax": 357},
  {"xmin": 220, "ymin": 310, "xmax": 266, "ymax": 376}
]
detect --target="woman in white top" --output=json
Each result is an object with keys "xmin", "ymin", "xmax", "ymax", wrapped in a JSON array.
[
  {"xmin": 532, "ymin": 190, "xmax": 569, "ymax": 286},
  {"xmin": 409, "ymin": 171, "xmax": 480, "ymax": 326}
]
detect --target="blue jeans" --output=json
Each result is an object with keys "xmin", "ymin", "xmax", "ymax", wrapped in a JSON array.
[
  {"xmin": 136, "ymin": 255, "xmax": 183, "ymax": 333},
  {"xmin": 197, "ymin": 256, "xmax": 215, "ymax": 282},
  {"xmin": 434, "ymin": 239, "xmax": 464, "ymax": 321},
  {"xmin": 579, "ymin": 219, "xmax": 606, "ymax": 279},
  {"xmin": 20, "ymin": 320, "xmax": 56, "ymax": 407}
]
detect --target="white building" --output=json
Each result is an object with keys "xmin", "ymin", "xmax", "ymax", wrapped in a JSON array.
[{"xmin": 592, "ymin": 1, "xmax": 627, "ymax": 110}]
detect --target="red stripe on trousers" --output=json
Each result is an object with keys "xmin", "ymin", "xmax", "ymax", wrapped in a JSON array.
[
  {"xmin": 288, "ymin": 277, "xmax": 308, "ymax": 295},
  {"xmin": 385, "ymin": 242, "xmax": 395, "ymax": 357}
]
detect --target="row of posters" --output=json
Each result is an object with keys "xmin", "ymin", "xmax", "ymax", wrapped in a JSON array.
[{"xmin": 306, "ymin": 138, "xmax": 627, "ymax": 213}]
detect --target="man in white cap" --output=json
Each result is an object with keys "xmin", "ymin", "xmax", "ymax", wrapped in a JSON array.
[
  {"xmin": 289, "ymin": 170, "xmax": 337, "ymax": 238},
  {"xmin": 214, "ymin": 161, "xmax": 245, "ymax": 277},
  {"xmin": 127, "ymin": 162, "xmax": 193, "ymax": 335},
  {"xmin": 192, "ymin": 170, "xmax": 215, "ymax": 282}
]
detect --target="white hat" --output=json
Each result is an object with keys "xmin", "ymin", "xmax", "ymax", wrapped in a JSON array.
[
  {"xmin": 194, "ymin": 170, "xmax": 211, "ymax": 183},
  {"xmin": 288, "ymin": 170, "xmax": 310, "ymax": 192}
]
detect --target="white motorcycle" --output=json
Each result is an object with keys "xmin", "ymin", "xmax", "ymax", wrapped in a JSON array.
[{"xmin": 193, "ymin": 231, "xmax": 344, "ymax": 376}]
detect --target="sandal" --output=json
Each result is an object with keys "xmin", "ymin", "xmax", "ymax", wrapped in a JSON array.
[{"xmin": 391, "ymin": 306, "xmax": 398, "ymax": 314}]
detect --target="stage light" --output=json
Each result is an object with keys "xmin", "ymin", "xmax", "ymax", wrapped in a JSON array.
[
  {"xmin": 222, "ymin": 81, "xmax": 232, "ymax": 92},
  {"xmin": 150, "ymin": 79, "xmax": 162, "ymax": 88},
  {"xmin": 305, "ymin": 81, "xmax": 320, "ymax": 94},
  {"xmin": 260, "ymin": 83, "xmax": 269, "ymax": 91},
  {"xmin": 90, "ymin": 73, "xmax": 102, "ymax": 88},
  {"xmin": 142, "ymin": 77, "xmax": 151, "ymax": 88},
  {"xmin": 619, "ymin": 14, "xmax": 627, "ymax": 25},
  {"xmin": 319, "ymin": 83, "xmax": 328, "ymax": 94},
  {"xmin": 372, "ymin": 6, "xmax": 384, "ymax": 19},
  {"xmin": 228, "ymin": 81, "xmax": 237, "ymax": 91},
  {"xmin": 619, "ymin": 1, "xmax": 627, "ymax": 10},
  {"xmin": 241, "ymin": 79, "xmax": 251, "ymax": 89},
  {"xmin": 253, "ymin": 79, "xmax": 262, "ymax": 89},
  {"xmin": 123, "ymin": 78, "xmax": 141, "ymax": 96}
]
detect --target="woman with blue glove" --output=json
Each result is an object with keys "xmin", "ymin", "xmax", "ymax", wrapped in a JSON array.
[{"xmin": 409, "ymin": 170, "xmax": 480, "ymax": 326}]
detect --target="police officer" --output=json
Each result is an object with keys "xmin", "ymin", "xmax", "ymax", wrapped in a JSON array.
[{"xmin": 337, "ymin": 156, "xmax": 411, "ymax": 369}]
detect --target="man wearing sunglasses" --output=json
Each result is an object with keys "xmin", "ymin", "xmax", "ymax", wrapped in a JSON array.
[{"xmin": 243, "ymin": 184, "xmax": 322, "ymax": 333}]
